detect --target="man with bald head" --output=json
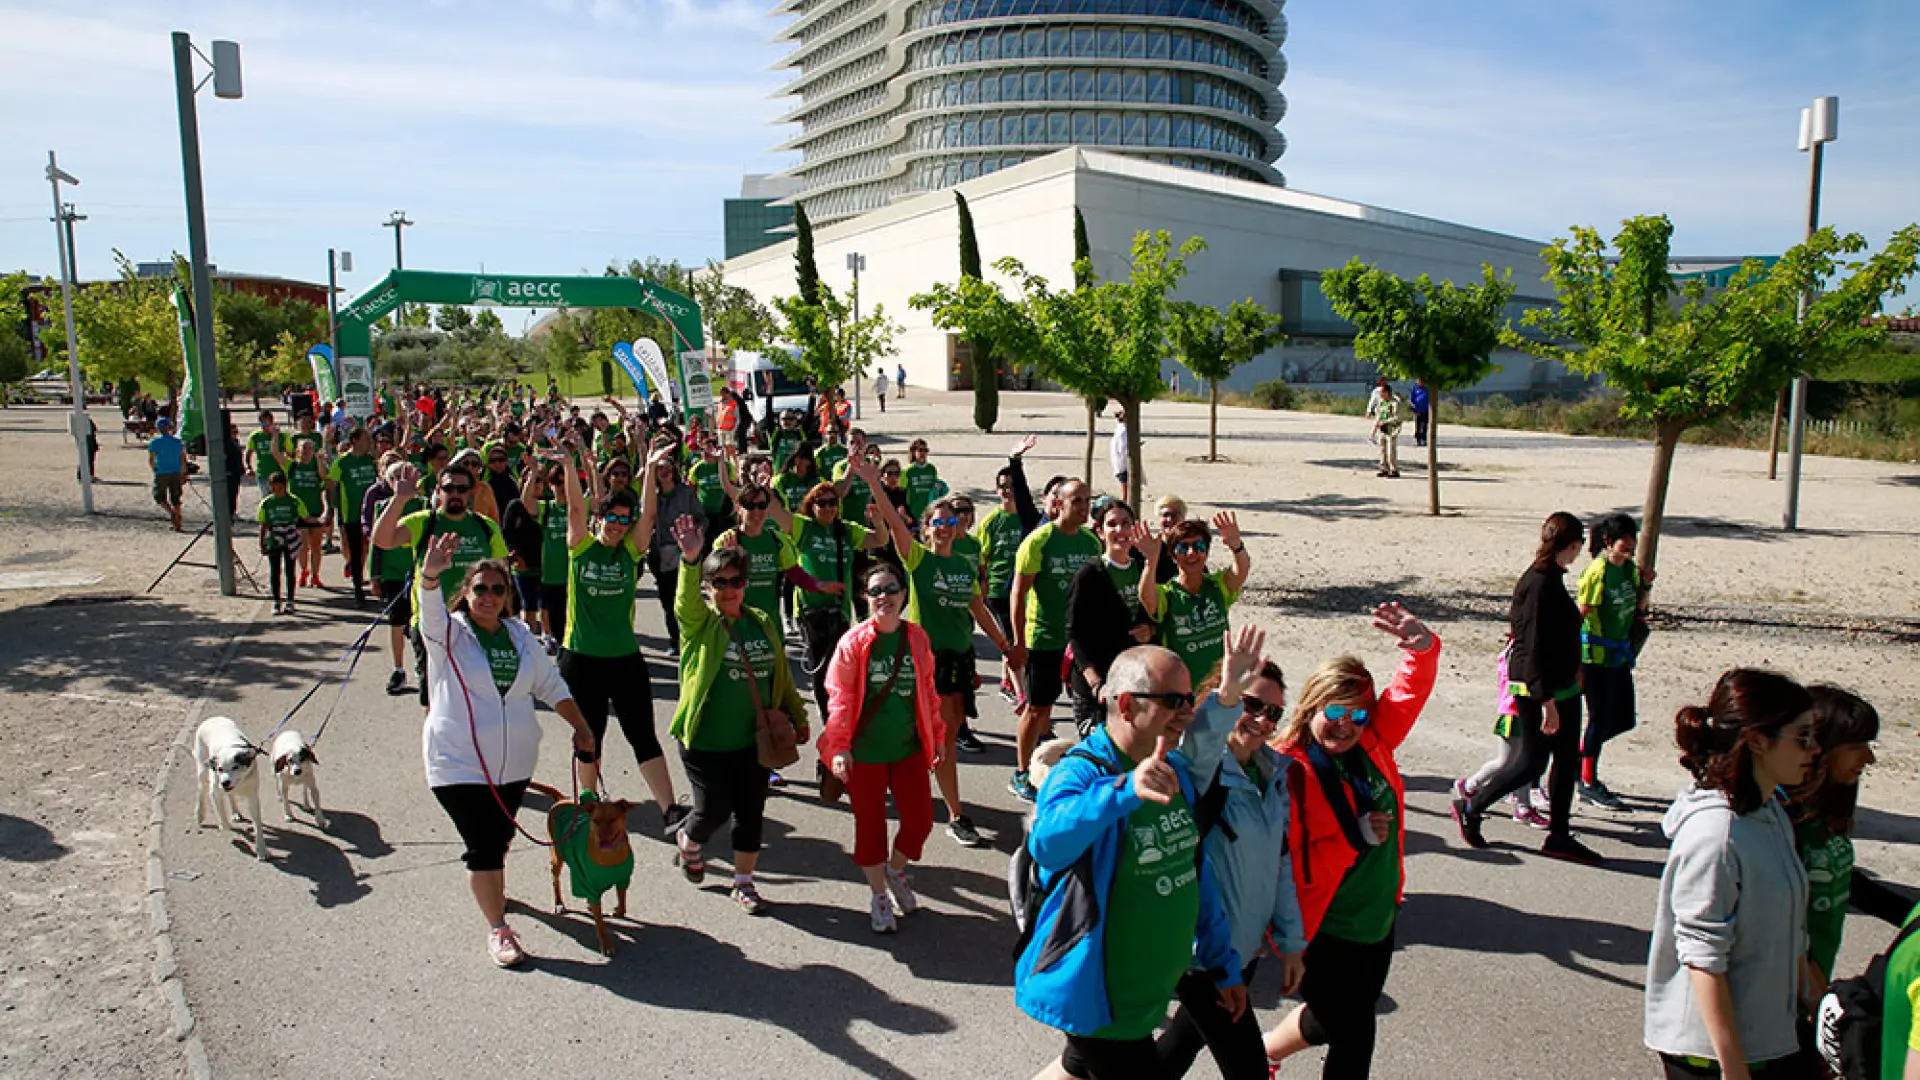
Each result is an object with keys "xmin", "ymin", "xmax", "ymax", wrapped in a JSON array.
[
  {"xmin": 1014, "ymin": 644, "xmax": 1245, "ymax": 1080},
  {"xmin": 1008, "ymin": 478, "xmax": 1101, "ymax": 801}
]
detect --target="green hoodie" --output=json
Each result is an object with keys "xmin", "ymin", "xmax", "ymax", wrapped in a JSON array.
[{"xmin": 668, "ymin": 560, "xmax": 810, "ymax": 746}]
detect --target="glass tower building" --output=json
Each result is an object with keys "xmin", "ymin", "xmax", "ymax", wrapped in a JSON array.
[{"xmin": 772, "ymin": 0, "xmax": 1288, "ymax": 223}]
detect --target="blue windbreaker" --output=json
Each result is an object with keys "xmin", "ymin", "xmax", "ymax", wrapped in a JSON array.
[{"xmin": 1014, "ymin": 727, "xmax": 1242, "ymax": 1035}]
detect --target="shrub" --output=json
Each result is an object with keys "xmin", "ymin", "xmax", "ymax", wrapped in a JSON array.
[{"xmin": 1250, "ymin": 379, "xmax": 1295, "ymax": 410}]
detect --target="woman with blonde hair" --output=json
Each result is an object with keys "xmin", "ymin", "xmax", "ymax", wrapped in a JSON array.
[{"xmin": 1264, "ymin": 603, "xmax": 1439, "ymax": 1079}]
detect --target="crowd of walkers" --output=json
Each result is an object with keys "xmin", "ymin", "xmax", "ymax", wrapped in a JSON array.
[{"xmin": 210, "ymin": 379, "xmax": 1915, "ymax": 1080}]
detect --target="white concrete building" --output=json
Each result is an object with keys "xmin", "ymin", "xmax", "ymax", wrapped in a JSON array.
[{"xmin": 723, "ymin": 147, "xmax": 1590, "ymax": 399}]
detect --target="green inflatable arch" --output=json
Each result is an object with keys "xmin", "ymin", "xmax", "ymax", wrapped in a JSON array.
[{"xmin": 334, "ymin": 269, "xmax": 707, "ymax": 408}]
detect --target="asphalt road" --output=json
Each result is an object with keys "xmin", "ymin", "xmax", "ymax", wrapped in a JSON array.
[{"xmin": 161, "ymin": 573, "xmax": 1904, "ymax": 1080}]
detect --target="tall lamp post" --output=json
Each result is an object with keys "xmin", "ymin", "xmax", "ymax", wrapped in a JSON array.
[
  {"xmin": 326, "ymin": 249, "xmax": 353, "ymax": 356},
  {"xmin": 1782, "ymin": 95, "xmax": 1837, "ymax": 532},
  {"xmin": 173, "ymin": 31, "xmax": 244, "ymax": 595},
  {"xmin": 847, "ymin": 251, "xmax": 865, "ymax": 419},
  {"xmin": 385, "ymin": 211, "xmax": 412, "ymax": 324},
  {"xmin": 45, "ymin": 153, "xmax": 91, "ymax": 514}
]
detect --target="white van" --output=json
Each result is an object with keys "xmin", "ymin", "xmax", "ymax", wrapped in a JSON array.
[{"xmin": 728, "ymin": 349, "xmax": 813, "ymax": 418}]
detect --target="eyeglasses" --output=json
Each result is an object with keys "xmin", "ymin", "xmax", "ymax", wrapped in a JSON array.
[
  {"xmin": 1242, "ymin": 700, "xmax": 1286, "ymax": 725},
  {"xmin": 470, "ymin": 583, "xmax": 509, "ymax": 598},
  {"xmin": 866, "ymin": 582, "xmax": 905, "ymax": 599},
  {"xmin": 1323, "ymin": 704, "xmax": 1371, "ymax": 726},
  {"xmin": 488, "ymin": 456, "xmax": 507, "ymax": 464},
  {"xmin": 929, "ymin": 516, "xmax": 961, "ymax": 528},
  {"xmin": 708, "ymin": 575, "xmax": 747, "ymax": 590},
  {"xmin": 1134, "ymin": 691, "xmax": 1196, "ymax": 711},
  {"xmin": 1173, "ymin": 540, "xmax": 1210, "ymax": 556}
]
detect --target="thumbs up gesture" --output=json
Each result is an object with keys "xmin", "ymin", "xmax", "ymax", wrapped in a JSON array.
[{"xmin": 1132, "ymin": 733, "xmax": 1180, "ymax": 805}]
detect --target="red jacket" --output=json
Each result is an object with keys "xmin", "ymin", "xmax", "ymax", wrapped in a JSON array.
[
  {"xmin": 1283, "ymin": 636, "xmax": 1440, "ymax": 941},
  {"xmin": 818, "ymin": 618, "xmax": 944, "ymax": 767}
]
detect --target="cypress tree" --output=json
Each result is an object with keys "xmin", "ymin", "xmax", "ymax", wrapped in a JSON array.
[
  {"xmin": 957, "ymin": 192, "xmax": 997, "ymax": 432},
  {"xmin": 794, "ymin": 203, "xmax": 821, "ymax": 305},
  {"xmin": 1073, "ymin": 207, "xmax": 1092, "ymax": 289}
]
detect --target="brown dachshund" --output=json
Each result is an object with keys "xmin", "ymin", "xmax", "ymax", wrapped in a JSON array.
[{"xmin": 526, "ymin": 781, "xmax": 635, "ymax": 957}]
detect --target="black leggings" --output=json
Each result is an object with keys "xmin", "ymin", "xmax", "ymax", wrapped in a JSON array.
[
  {"xmin": 266, "ymin": 549, "xmax": 297, "ymax": 603},
  {"xmin": 558, "ymin": 650, "xmax": 662, "ymax": 766},
  {"xmin": 647, "ymin": 557, "xmax": 681, "ymax": 651},
  {"xmin": 1465, "ymin": 693, "xmax": 1582, "ymax": 839},
  {"xmin": 1157, "ymin": 960, "xmax": 1265, "ymax": 1080},
  {"xmin": 431, "ymin": 780, "xmax": 528, "ymax": 872},
  {"xmin": 799, "ymin": 607, "xmax": 849, "ymax": 723},
  {"xmin": 1062, "ymin": 1034, "xmax": 1165, "ymax": 1080},
  {"xmin": 679, "ymin": 745, "xmax": 768, "ymax": 853},
  {"xmin": 341, "ymin": 523, "xmax": 367, "ymax": 596},
  {"xmin": 1295, "ymin": 925, "xmax": 1396, "ymax": 1080},
  {"xmin": 1581, "ymin": 664, "xmax": 1636, "ymax": 762}
]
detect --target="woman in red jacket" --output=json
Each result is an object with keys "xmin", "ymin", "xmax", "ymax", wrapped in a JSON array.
[
  {"xmin": 1264, "ymin": 602, "xmax": 1438, "ymax": 1080},
  {"xmin": 820, "ymin": 562, "xmax": 946, "ymax": 935}
]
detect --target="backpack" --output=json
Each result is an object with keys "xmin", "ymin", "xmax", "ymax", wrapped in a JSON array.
[
  {"xmin": 1817, "ymin": 917, "xmax": 1920, "ymax": 1080},
  {"xmin": 1009, "ymin": 745, "xmax": 1121, "ymax": 962}
]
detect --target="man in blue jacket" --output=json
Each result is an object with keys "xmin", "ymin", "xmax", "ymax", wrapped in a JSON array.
[
  {"xmin": 1409, "ymin": 378, "xmax": 1431, "ymax": 447},
  {"xmin": 1016, "ymin": 645, "xmax": 1245, "ymax": 1080}
]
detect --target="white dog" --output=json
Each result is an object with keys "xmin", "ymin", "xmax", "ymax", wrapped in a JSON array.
[
  {"xmin": 194, "ymin": 716, "xmax": 266, "ymax": 860},
  {"xmin": 268, "ymin": 730, "xmax": 327, "ymax": 830}
]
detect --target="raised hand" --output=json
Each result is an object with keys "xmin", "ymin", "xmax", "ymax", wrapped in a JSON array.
[
  {"xmin": 1131, "ymin": 733, "xmax": 1180, "ymax": 805},
  {"xmin": 393, "ymin": 463, "xmax": 422, "ymax": 499},
  {"xmin": 1130, "ymin": 521, "xmax": 1162, "ymax": 560},
  {"xmin": 671, "ymin": 514, "xmax": 704, "ymax": 564},
  {"xmin": 1219, "ymin": 624, "xmax": 1267, "ymax": 698},
  {"xmin": 1369, "ymin": 601, "xmax": 1434, "ymax": 653},
  {"xmin": 420, "ymin": 532, "xmax": 461, "ymax": 578},
  {"xmin": 1212, "ymin": 511, "xmax": 1242, "ymax": 551},
  {"xmin": 1010, "ymin": 434, "xmax": 1038, "ymax": 458}
]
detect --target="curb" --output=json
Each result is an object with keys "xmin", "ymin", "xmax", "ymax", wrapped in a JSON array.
[{"xmin": 149, "ymin": 600, "xmax": 266, "ymax": 1080}]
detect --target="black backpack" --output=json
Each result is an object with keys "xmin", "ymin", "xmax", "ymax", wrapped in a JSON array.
[{"xmin": 1818, "ymin": 916, "xmax": 1920, "ymax": 1080}]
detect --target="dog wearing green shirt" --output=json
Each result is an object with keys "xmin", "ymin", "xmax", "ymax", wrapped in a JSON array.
[{"xmin": 528, "ymin": 781, "xmax": 635, "ymax": 957}]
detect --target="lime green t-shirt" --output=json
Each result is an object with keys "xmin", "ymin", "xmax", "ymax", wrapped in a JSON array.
[
  {"xmin": 853, "ymin": 628, "xmax": 920, "ymax": 764},
  {"xmin": 692, "ymin": 614, "xmax": 776, "ymax": 752},
  {"xmin": 953, "ymin": 533, "xmax": 982, "ymax": 580},
  {"xmin": 1881, "ymin": 905, "xmax": 1920, "ymax": 1080},
  {"xmin": 1094, "ymin": 767, "xmax": 1202, "ymax": 1040},
  {"xmin": 1013, "ymin": 523, "xmax": 1101, "ymax": 651},
  {"xmin": 291, "ymin": 430, "xmax": 324, "ymax": 458},
  {"xmin": 1157, "ymin": 572, "xmax": 1240, "ymax": 690},
  {"xmin": 256, "ymin": 493, "xmax": 308, "ymax": 550},
  {"xmin": 534, "ymin": 501, "xmax": 571, "ymax": 587},
  {"xmin": 372, "ymin": 496, "xmax": 423, "ymax": 581},
  {"xmin": 774, "ymin": 470, "xmax": 816, "ymax": 513},
  {"xmin": 247, "ymin": 431, "xmax": 288, "ymax": 478},
  {"xmin": 328, "ymin": 452, "xmax": 380, "ymax": 522},
  {"xmin": 770, "ymin": 429, "xmax": 806, "ymax": 473},
  {"xmin": 902, "ymin": 540, "xmax": 979, "ymax": 654},
  {"xmin": 834, "ymin": 461, "xmax": 872, "ymax": 529},
  {"xmin": 976, "ymin": 506, "xmax": 1026, "ymax": 599},
  {"xmin": 1107, "ymin": 558, "xmax": 1145, "ymax": 622},
  {"xmin": 471, "ymin": 622, "xmax": 519, "ymax": 696},
  {"xmin": 1578, "ymin": 556, "xmax": 1641, "ymax": 666},
  {"xmin": 1317, "ymin": 750, "xmax": 1400, "ymax": 944},
  {"xmin": 688, "ymin": 460, "xmax": 728, "ymax": 516},
  {"xmin": 815, "ymin": 443, "xmax": 849, "ymax": 480},
  {"xmin": 789, "ymin": 516, "xmax": 867, "ymax": 617},
  {"xmin": 400, "ymin": 509, "xmax": 509, "ymax": 615},
  {"xmin": 285, "ymin": 458, "xmax": 324, "ymax": 520},
  {"xmin": 564, "ymin": 534, "xmax": 643, "ymax": 658},
  {"xmin": 719, "ymin": 526, "xmax": 797, "ymax": 620},
  {"xmin": 903, "ymin": 462, "xmax": 940, "ymax": 520}
]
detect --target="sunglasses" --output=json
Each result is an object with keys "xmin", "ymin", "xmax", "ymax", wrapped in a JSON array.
[
  {"xmin": 469, "ymin": 583, "xmax": 509, "ymax": 598},
  {"xmin": 708, "ymin": 575, "xmax": 746, "ymax": 591},
  {"xmin": 813, "ymin": 497, "xmax": 840, "ymax": 507},
  {"xmin": 603, "ymin": 514, "xmax": 635, "ymax": 526},
  {"xmin": 1135, "ymin": 691, "xmax": 1196, "ymax": 710},
  {"xmin": 440, "ymin": 484, "xmax": 472, "ymax": 494},
  {"xmin": 740, "ymin": 500, "xmax": 770, "ymax": 512},
  {"xmin": 1242, "ymin": 700, "xmax": 1286, "ymax": 725},
  {"xmin": 1173, "ymin": 540, "xmax": 1210, "ymax": 556},
  {"xmin": 928, "ymin": 516, "xmax": 961, "ymax": 528},
  {"xmin": 866, "ymin": 582, "xmax": 905, "ymax": 599},
  {"xmin": 1323, "ymin": 704, "xmax": 1371, "ymax": 726}
]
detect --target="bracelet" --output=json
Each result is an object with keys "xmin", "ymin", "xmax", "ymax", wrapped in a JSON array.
[
  {"xmin": 1229, "ymin": 543, "xmax": 1245, "ymax": 555},
  {"xmin": 574, "ymin": 748, "xmax": 599, "ymax": 763},
  {"xmin": 420, "ymin": 575, "xmax": 441, "ymax": 589}
]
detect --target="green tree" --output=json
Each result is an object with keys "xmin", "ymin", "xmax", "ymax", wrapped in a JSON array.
[
  {"xmin": 214, "ymin": 288, "xmax": 326, "ymax": 404},
  {"xmin": 0, "ymin": 271, "xmax": 31, "ymax": 403},
  {"xmin": 769, "ymin": 281, "xmax": 901, "ymax": 394},
  {"xmin": 1073, "ymin": 208, "xmax": 1093, "ymax": 289},
  {"xmin": 955, "ymin": 192, "xmax": 999, "ymax": 432},
  {"xmin": 1322, "ymin": 258, "xmax": 1515, "ymax": 517},
  {"xmin": 793, "ymin": 204, "xmax": 821, "ymax": 306},
  {"xmin": 434, "ymin": 305, "xmax": 474, "ymax": 333},
  {"xmin": 372, "ymin": 327, "xmax": 442, "ymax": 385},
  {"xmin": 1168, "ymin": 299, "xmax": 1286, "ymax": 461},
  {"xmin": 690, "ymin": 259, "xmax": 775, "ymax": 358},
  {"xmin": 472, "ymin": 308, "xmax": 505, "ymax": 336},
  {"xmin": 1513, "ymin": 216, "xmax": 1920, "ymax": 572},
  {"xmin": 39, "ymin": 252, "xmax": 185, "ymax": 397}
]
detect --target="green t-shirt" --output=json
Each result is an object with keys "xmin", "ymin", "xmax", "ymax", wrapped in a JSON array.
[
  {"xmin": 852, "ymin": 628, "xmax": 919, "ymax": 764},
  {"xmin": 328, "ymin": 452, "xmax": 380, "ymax": 523},
  {"xmin": 285, "ymin": 458, "xmax": 325, "ymax": 520},
  {"xmin": 774, "ymin": 470, "xmax": 816, "ymax": 513},
  {"xmin": 815, "ymin": 443, "xmax": 848, "ymax": 480},
  {"xmin": 1882, "ymin": 905, "xmax": 1920, "ymax": 1080},
  {"xmin": 256, "ymin": 493, "xmax": 308, "ymax": 550},
  {"xmin": 1578, "ymin": 557, "xmax": 1641, "ymax": 666},
  {"xmin": 692, "ymin": 614, "xmax": 776, "ymax": 752},
  {"xmin": 1106, "ymin": 558, "xmax": 1145, "ymax": 622},
  {"xmin": 1157, "ymin": 572, "xmax": 1240, "ymax": 689},
  {"xmin": 719, "ymin": 526, "xmax": 796, "ymax": 620},
  {"xmin": 834, "ymin": 461, "xmax": 873, "ymax": 530},
  {"xmin": 400, "ymin": 510, "xmax": 509, "ymax": 615},
  {"xmin": 1013, "ymin": 523, "xmax": 1100, "ymax": 651},
  {"xmin": 1797, "ymin": 817, "xmax": 1855, "ymax": 979},
  {"xmin": 770, "ymin": 428, "xmax": 806, "ymax": 472},
  {"xmin": 1317, "ymin": 750, "xmax": 1400, "ymax": 944},
  {"xmin": 247, "ymin": 431, "xmax": 288, "ymax": 478},
  {"xmin": 953, "ymin": 533, "xmax": 982, "ymax": 580},
  {"xmin": 902, "ymin": 540, "xmax": 979, "ymax": 654},
  {"xmin": 564, "ymin": 534, "xmax": 643, "ymax": 658},
  {"xmin": 373, "ymin": 496, "xmax": 423, "ymax": 581},
  {"xmin": 688, "ymin": 460, "xmax": 728, "ymax": 515},
  {"xmin": 536, "ymin": 500, "xmax": 572, "ymax": 587},
  {"xmin": 903, "ymin": 462, "xmax": 940, "ymax": 520},
  {"xmin": 1094, "ymin": 767, "xmax": 1203, "ymax": 1041},
  {"xmin": 789, "ymin": 516, "xmax": 867, "ymax": 617},
  {"xmin": 471, "ymin": 622, "xmax": 519, "ymax": 695},
  {"xmin": 977, "ymin": 506, "xmax": 1026, "ymax": 599}
]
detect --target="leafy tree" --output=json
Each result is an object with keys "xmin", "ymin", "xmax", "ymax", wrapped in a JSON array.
[
  {"xmin": 540, "ymin": 310, "xmax": 594, "ymax": 389},
  {"xmin": 38, "ymin": 251, "xmax": 185, "ymax": 396},
  {"xmin": 214, "ymin": 288, "xmax": 325, "ymax": 404},
  {"xmin": 769, "ymin": 281, "xmax": 901, "ymax": 395},
  {"xmin": 955, "ymin": 192, "xmax": 999, "ymax": 432},
  {"xmin": 793, "ymin": 203, "xmax": 821, "ymax": 306},
  {"xmin": 472, "ymin": 308, "xmax": 505, "ymax": 336},
  {"xmin": 1322, "ymin": 258, "xmax": 1515, "ymax": 517},
  {"xmin": 372, "ymin": 327, "xmax": 442, "ymax": 385},
  {"xmin": 434, "ymin": 305, "xmax": 474, "ymax": 333},
  {"xmin": 690, "ymin": 259, "xmax": 776, "ymax": 359},
  {"xmin": 398, "ymin": 304, "xmax": 432, "ymax": 329},
  {"xmin": 1, "ymin": 271, "xmax": 35, "ymax": 404},
  {"xmin": 1094, "ymin": 231, "xmax": 1203, "ymax": 498},
  {"xmin": 1073, "ymin": 208, "xmax": 1093, "ymax": 289},
  {"xmin": 1169, "ymin": 299, "xmax": 1286, "ymax": 461},
  {"xmin": 1513, "ymin": 217, "xmax": 1920, "ymax": 572}
]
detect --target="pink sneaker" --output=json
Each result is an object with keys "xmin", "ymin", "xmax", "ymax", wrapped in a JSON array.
[
  {"xmin": 488, "ymin": 926, "xmax": 527, "ymax": 967},
  {"xmin": 1512, "ymin": 802, "xmax": 1551, "ymax": 830}
]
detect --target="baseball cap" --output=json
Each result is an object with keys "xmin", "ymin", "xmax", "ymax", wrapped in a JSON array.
[{"xmin": 156, "ymin": 416, "xmax": 173, "ymax": 429}]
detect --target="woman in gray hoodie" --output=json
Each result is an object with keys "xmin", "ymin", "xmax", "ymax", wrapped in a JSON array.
[{"xmin": 1645, "ymin": 668, "xmax": 1819, "ymax": 1080}]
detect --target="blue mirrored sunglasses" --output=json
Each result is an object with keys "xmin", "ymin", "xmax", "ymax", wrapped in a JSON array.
[
  {"xmin": 1323, "ymin": 704, "xmax": 1371, "ymax": 726},
  {"xmin": 929, "ymin": 516, "xmax": 961, "ymax": 528},
  {"xmin": 1173, "ymin": 540, "xmax": 1209, "ymax": 556}
]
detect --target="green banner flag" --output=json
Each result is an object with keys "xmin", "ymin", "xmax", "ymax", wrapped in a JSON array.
[{"xmin": 172, "ymin": 287, "xmax": 204, "ymax": 444}]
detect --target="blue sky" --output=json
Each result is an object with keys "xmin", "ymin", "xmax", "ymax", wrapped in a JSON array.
[{"xmin": 1, "ymin": 0, "xmax": 1914, "ymax": 314}]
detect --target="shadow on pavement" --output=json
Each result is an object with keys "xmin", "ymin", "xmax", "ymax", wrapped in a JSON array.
[
  {"xmin": 1234, "ymin": 493, "xmax": 1394, "ymax": 521},
  {"xmin": 527, "ymin": 921, "xmax": 954, "ymax": 1080},
  {"xmin": 0, "ymin": 812, "xmax": 68, "ymax": 861},
  {"xmin": 268, "ymin": 824, "xmax": 372, "ymax": 908},
  {"xmin": 1398, "ymin": 892, "xmax": 1651, "ymax": 991}
]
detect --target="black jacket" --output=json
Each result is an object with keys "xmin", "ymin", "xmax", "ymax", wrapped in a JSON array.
[
  {"xmin": 1066, "ymin": 558, "xmax": 1152, "ymax": 685},
  {"xmin": 1508, "ymin": 563, "xmax": 1581, "ymax": 698}
]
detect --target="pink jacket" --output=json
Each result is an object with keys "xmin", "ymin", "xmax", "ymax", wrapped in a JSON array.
[{"xmin": 819, "ymin": 618, "xmax": 945, "ymax": 766}]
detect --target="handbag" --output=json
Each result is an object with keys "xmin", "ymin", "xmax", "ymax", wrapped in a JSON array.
[
  {"xmin": 727, "ymin": 615, "xmax": 801, "ymax": 771},
  {"xmin": 818, "ymin": 628, "xmax": 907, "ymax": 804}
]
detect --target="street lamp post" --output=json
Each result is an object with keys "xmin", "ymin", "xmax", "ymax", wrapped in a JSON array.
[
  {"xmin": 847, "ymin": 252, "xmax": 865, "ymax": 419},
  {"xmin": 173, "ymin": 30, "xmax": 244, "ymax": 595},
  {"xmin": 385, "ymin": 211, "xmax": 412, "ymax": 324},
  {"xmin": 326, "ymin": 249, "xmax": 352, "ymax": 357},
  {"xmin": 1783, "ymin": 95, "xmax": 1837, "ymax": 532},
  {"xmin": 45, "ymin": 153, "xmax": 91, "ymax": 514}
]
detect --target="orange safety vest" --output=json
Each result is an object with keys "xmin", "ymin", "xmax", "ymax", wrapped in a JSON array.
[{"xmin": 718, "ymin": 396, "xmax": 738, "ymax": 432}]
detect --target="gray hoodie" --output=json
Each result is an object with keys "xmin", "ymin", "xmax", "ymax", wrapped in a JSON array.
[{"xmin": 1644, "ymin": 785, "xmax": 1808, "ymax": 1064}]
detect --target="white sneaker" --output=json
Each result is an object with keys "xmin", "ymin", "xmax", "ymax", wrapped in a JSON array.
[
  {"xmin": 869, "ymin": 892, "xmax": 898, "ymax": 934},
  {"xmin": 885, "ymin": 865, "xmax": 918, "ymax": 916}
]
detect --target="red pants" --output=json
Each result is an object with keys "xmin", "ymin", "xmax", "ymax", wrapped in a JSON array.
[{"xmin": 847, "ymin": 750, "xmax": 934, "ymax": 867}]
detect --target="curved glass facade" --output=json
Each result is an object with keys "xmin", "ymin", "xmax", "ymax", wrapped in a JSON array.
[{"xmin": 775, "ymin": 0, "xmax": 1287, "ymax": 224}]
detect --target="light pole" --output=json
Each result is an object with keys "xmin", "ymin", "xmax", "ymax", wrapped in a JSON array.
[
  {"xmin": 1783, "ymin": 95, "xmax": 1837, "ymax": 532},
  {"xmin": 385, "ymin": 211, "xmax": 412, "ymax": 324},
  {"xmin": 45, "ymin": 153, "xmax": 91, "ymax": 513},
  {"xmin": 847, "ymin": 251, "xmax": 865, "ymax": 419},
  {"xmin": 173, "ymin": 31, "xmax": 244, "ymax": 595},
  {"xmin": 326, "ymin": 249, "xmax": 353, "ymax": 357}
]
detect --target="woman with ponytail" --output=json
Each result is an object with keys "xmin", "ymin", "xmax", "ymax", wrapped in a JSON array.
[{"xmin": 1644, "ymin": 669, "xmax": 1817, "ymax": 1079}]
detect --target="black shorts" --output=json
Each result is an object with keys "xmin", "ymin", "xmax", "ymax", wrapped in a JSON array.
[
  {"xmin": 431, "ymin": 780, "xmax": 529, "ymax": 872},
  {"xmin": 1060, "ymin": 1034, "xmax": 1162, "ymax": 1080},
  {"xmin": 934, "ymin": 649, "xmax": 976, "ymax": 697},
  {"xmin": 1025, "ymin": 648, "xmax": 1067, "ymax": 709},
  {"xmin": 514, "ymin": 571, "xmax": 542, "ymax": 614},
  {"xmin": 539, "ymin": 583, "xmax": 568, "ymax": 625},
  {"xmin": 378, "ymin": 578, "xmax": 412, "ymax": 626},
  {"xmin": 987, "ymin": 593, "xmax": 1013, "ymax": 639}
]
